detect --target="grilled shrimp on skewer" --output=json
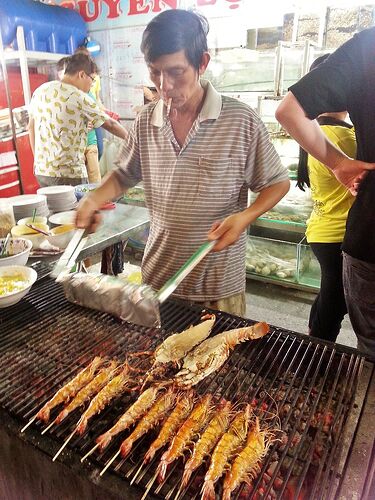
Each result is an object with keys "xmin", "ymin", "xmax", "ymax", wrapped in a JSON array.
[
  {"xmin": 201, "ymin": 404, "xmax": 252, "ymax": 500},
  {"xmin": 119, "ymin": 388, "xmax": 176, "ymax": 459},
  {"xmin": 222, "ymin": 417, "xmax": 274, "ymax": 500},
  {"xmin": 175, "ymin": 322, "xmax": 269, "ymax": 388},
  {"xmin": 143, "ymin": 390, "xmax": 195, "ymax": 464},
  {"xmin": 53, "ymin": 361, "xmax": 119, "ymax": 425},
  {"xmin": 36, "ymin": 356, "xmax": 103, "ymax": 423},
  {"xmin": 180, "ymin": 399, "xmax": 232, "ymax": 490},
  {"xmin": 157, "ymin": 394, "xmax": 213, "ymax": 483},
  {"xmin": 76, "ymin": 364, "xmax": 134, "ymax": 435},
  {"xmin": 96, "ymin": 385, "xmax": 160, "ymax": 452}
]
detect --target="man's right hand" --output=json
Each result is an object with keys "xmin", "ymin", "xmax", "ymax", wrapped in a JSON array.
[
  {"xmin": 332, "ymin": 157, "xmax": 374, "ymax": 195},
  {"xmin": 75, "ymin": 195, "xmax": 102, "ymax": 232}
]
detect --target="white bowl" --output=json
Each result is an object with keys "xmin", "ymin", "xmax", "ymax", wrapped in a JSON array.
[
  {"xmin": 17, "ymin": 216, "xmax": 48, "ymax": 226},
  {"xmin": 0, "ymin": 265, "xmax": 37, "ymax": 308},
  {"xmin": 47, "ymin": 224, "xmax": 76, "ymax": 250},
  {"xmin": 0, "ymin": 238, "xmax": 32, "ymax": 267},
  {"xmin": 11, "ymin": 223, "xmax": 49, "ymax": 249},
  {"xmin": 49, "ymin": 210, "xmax": 75, "ymax": 227}
]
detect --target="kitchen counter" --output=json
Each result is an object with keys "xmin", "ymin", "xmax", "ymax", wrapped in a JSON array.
[{"xmin": 29, "ymin": 203, "xmax": 150, "ymax": 265}]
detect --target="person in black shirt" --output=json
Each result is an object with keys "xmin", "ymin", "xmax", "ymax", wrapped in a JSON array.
[{"xmin": 276, "ymin": 28, "xmax": 375, "ymax": 358}]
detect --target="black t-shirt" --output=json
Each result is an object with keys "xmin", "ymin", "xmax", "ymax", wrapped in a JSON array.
[{"xmin": 289, "ymin": 27, "xmax": 375, "ymax": 263}]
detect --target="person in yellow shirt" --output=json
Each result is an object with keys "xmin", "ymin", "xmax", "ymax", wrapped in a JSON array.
[{"xmin": 297, "ymin": 55, "xmax": 356, "ymax": 342}]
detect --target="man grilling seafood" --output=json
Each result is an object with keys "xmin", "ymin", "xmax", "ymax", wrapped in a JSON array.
[{"xmin": 76, "ymin": 9, "xmax": 289, "ymax": 316}]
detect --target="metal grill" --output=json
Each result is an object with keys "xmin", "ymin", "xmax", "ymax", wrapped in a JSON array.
[{"xmin": 0, "ymin": 276, "xmax": 371, "ymax": 500}]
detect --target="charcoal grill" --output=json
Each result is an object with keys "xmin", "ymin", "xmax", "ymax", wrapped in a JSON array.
[{"xmin": 0, "ymin": 264, "xmax": 374, "ymax": 500}]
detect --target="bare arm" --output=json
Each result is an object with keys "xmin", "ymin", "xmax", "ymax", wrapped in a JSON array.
[
  {"xmin": 208, "ymin": 179, "xmax": 290, "ymax": 252},
  {"xmin": 75, "ymin": 171, "xmax": 126, "ymax": 231},
  {"xmin": 101, "ymin": 118, "xmax": 128, "ymax": 140},
  {"xmin": 275, "ymin": 92, "xmax": 374, "ymax": 192},
  {"xmin": 28, "ymin": 117, "xmax": 35, "ymax": 156}
]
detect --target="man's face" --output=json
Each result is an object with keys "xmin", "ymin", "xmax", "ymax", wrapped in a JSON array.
[
  {"xmin": 76, "ymin": 70, "xmax": 95, "ymax": 93},
  {"xmin": 147, "ymin": 50, "xmax": 208, "ymax": 110}
]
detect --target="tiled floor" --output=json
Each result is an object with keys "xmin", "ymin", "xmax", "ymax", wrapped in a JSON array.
[{"xmin": 244, "ymin": 278, "xmax": 357, "ymax": 350}]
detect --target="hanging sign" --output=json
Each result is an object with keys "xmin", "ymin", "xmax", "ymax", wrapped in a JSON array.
[{"xmin": 49, "ymin": 0, "xmax": 245, "ymax": 30}]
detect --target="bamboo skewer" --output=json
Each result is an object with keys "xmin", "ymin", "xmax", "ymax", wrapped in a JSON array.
[
  {"xmin": 52, "ymin": 429, "xmax": 76, "ymax": 461},
  {"xmin": 20, "ymin": 415, "xmax": 37, "ymax": 433},
  {"xmin": 100, "ymin": 449, "xmax": 121, "ymax": 476},
  {"xmin": 81, "ymin": 442, "xmax": 99, "ymax": 462},
  {"xmin": 130, "ymin": 461, "xmax": 146, "ymax": 485},
  {"xmin": 141, "ymin": 469, "xmax": 159, "ymax": 500},
  {"xmin": 41, "ymin": 420, "xmax": 55, "ymax": 435}
]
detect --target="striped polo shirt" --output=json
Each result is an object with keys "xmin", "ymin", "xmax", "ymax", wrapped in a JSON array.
[{"xmin": 114, "ymin": 80, "xmax": 287, "ymax": 301}]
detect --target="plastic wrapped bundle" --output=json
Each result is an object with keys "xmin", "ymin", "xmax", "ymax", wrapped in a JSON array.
[{"xmin": 62, "ymin": 273, "xmax": 161, "ymax": 328}]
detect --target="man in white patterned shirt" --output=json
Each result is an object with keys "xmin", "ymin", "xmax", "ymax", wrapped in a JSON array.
[
  {"xmin": 76, "ymin": 10, "xmax": 289, "ymax": 316},
  {"xmin": 28, "ymin": 54, "xmax": 127, "ymax": 187}
]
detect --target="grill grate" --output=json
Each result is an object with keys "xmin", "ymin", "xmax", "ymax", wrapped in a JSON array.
[{"xmin": 0, "ymin": 276, "xmax": 367, "ymax": 499}]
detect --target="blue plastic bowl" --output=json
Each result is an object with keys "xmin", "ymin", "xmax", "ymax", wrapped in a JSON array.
[{"xmin": 74, "ymin": 183, "xmax": 99, "ymax": 201}]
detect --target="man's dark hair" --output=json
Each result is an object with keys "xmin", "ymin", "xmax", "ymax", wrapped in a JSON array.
[
  {"xmin": 141, "ymin": 9, "xmax": 209, "ymax": 70},
  {"xmin": 57, "ymin": 56, "xmax": 71, "ymax": 72},
  {"xmin": 64, "ymin": 53, "xmax": 98, "ymax": 76}
]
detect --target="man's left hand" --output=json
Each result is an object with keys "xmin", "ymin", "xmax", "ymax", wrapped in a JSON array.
[{"xmin": 207, "ymin": 213, "xmax": 250, "ymax": 252}]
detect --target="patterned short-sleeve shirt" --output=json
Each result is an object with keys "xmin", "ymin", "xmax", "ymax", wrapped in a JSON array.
[
  {"xmin": 114, "ymin": 80, "xmax": 288, "ymax": 301},
  {"xmin": 29, "ymin": 81, "xmax": 108, "ymax": 178}
]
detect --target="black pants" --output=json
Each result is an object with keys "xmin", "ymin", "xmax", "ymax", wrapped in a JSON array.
[{"xmin": 309, "ymin": 242, "xmax": 347, "ymax": 342}]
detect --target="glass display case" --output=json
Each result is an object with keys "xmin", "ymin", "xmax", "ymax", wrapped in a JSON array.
[{"xmin": 246, "ymin": 234, "xmax": 320, "ymax": 291}]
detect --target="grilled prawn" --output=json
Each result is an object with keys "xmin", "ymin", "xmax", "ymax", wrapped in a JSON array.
[
  {"xmin": 76, "ymin": 364, "xmax": 134, "ymax": 435},
  {"xmin": 36, "ymin": 356, "xmax": 103, "ymax": 423},
  {"xmin": 201, "ymin": 404, "xmax": 252, "ymax": 500},
  {"xmin": 175, "ymin": 322, "xmax": 269, "ymax": 388},
  {"xmin": 54, "ymin": 361, "xmax": 118, "ymax": 425},
  {"xmin": 143, "ymin": 390, "xmax": 195, "ymax": 464},
  {"xmin": 154, "ymin": 314, "xmax": 216, "ymax": 364},
  {"xmin": 96, "ymin": 385, "xmax": 160, "ymax": 452},
  {"xmin": 222, "ymin": 417, "xmax": 273, "ymax": 500},
  {"xmin": 141, "ymin": 314, "xmax": 216, "ymax": 388},
  {"xmin": 119, "ymin": 388, "xmax": 176, "ymax": 459},
  {"xmin": 157, "ymin": 394, "xmax": 213, "ymax": 483},
  {"xmin": 180, "ymin": 399, "xmax": 232, "ymax": 490}
]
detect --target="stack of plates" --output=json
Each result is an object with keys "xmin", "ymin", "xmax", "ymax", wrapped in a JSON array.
[
  {"xmin": 10, "ymin": 194, "xmax": 49, "ymax": 221},
  {"xmin": 37, "ymin": 186, "xmax": 78, "ymax": 213}
]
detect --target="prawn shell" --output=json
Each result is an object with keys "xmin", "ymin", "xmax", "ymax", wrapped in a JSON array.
[
  {"xmin": 143, "ymin": 390, "xmax": 195, "ymax": 464},
  {"xmin": 36, "ymin": 356, "xmax": 103, "ymax": 423},
  {"xmin": 154, "ymin": 314, "xmax": 215, "ymax": 364},
  {"xmin": 222, "ymin": 418, "xmax": 268, "ymax": 500}
]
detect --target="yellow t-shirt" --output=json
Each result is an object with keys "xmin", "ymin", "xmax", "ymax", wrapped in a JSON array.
[
  {"xmin": 306, "ymin": 124, "xmax": 356, "ymax": 243},
  {"xmin": 90, "ymin": 75, "xmax": 101, "ymax": 102}
]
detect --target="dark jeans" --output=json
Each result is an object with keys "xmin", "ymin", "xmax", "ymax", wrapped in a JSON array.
[
  {"xmin": 95, "ymin": 127, "xmax": 104, "ymax": 159},
  {"xmin": 343, "ymin": 252, "xmax": 375, "ymax": 358},
  {"xmin": 309, "ymin": 242, "xmax": 347, "ymax": 342}
]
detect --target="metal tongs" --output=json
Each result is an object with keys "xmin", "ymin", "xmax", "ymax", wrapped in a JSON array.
[
  {"xmin": 131, "ymin": 240, "xmax": 216, "ymax": 327},
  {"xmin": 51, "ymin": 228, "xmax": 89, "ymax": 280}
]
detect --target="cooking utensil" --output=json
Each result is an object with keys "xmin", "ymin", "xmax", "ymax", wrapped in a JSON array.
[
  {"xmin": 25, "ymin": 223, "xmax": 51, "ymax": 236},
  {"xmin": 51, "ymin": 228, "xmax": 88, "ymax": 280},
  {"xmin": 131, "ymin": 240, "xmax": 216, "ymax": 327},
  {"xmin": 0, "ymin": 233, "xmax": 10, "ymax": 257}
]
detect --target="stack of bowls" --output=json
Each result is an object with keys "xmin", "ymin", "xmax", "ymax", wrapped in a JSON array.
[
  {"xmin": 37, "ymin": 186, "xmax": 77, "ymax": 213},
  {"xmin": 10, "ymin": 194, "xmax": 49, "ymax": 221}
]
